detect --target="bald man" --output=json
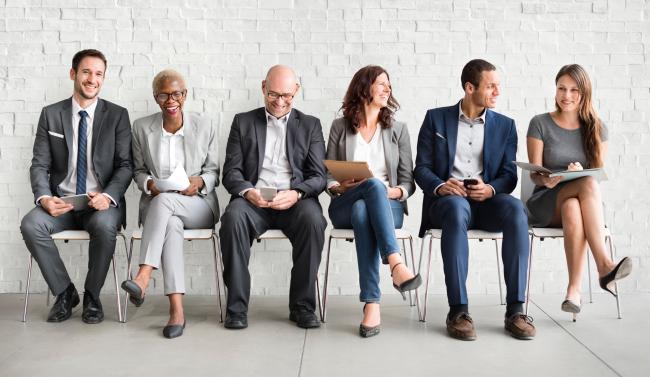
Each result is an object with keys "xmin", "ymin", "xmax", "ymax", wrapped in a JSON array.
[{"xmin": 220, "ymin": 65, "xmax": 327, "ymax": 329}]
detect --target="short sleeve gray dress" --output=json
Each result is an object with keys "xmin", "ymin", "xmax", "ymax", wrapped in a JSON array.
[{"xmin": 525, "ymin": 113, "xmax": 608, "ymax": 226}]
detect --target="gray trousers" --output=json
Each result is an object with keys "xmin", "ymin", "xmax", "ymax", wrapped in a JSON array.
[
  {"xmin": 139, "ymin": 193, "xmax": 214, "ymax": 295},
  {"xmin": 20, "ymin": 206, "xmax": 122, "ymax": 298}
]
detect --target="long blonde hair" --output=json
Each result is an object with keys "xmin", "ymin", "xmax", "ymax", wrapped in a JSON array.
[{"xmin": 555, "ymin": 64, "xmax": 603, "ymax": 167}]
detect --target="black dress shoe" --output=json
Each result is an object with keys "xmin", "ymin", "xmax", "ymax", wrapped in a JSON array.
[
  {"xmin": 121, "ymin": 280, "xmax": 145, "ymax": 307},
  {"xmin": 47, "ymin": 283, "xmax": 80, "ymax": 323},
  {"xmin": 81, "ymin": 292, "xmax": 104, "ymax": 324},
  {"xmin": 224, "ymin": 312, "xmax": 248, "ymax": 329},
  {"xmin": 599, "ymin": 257, "xmax": 633, "ymax": 297},
  {"xmin": 163, "ymin": 321, "xmax": 186, "ymax": 339},
  {"xmin": 289, "ymin": 309, "xmax": 320, "ymax": 329}
]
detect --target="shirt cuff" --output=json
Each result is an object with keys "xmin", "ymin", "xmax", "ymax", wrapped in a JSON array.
[
  {"xmin": 102, "ymin": 193, "xmax": 118, "ymax": 207},
  {"xmin": 486, "ymin": 184, "xmax": 496, "ymax": 196},
  {"xmin": 36, "ymin": 195, "xmax": 51, "ymax": 206},
  {"xmin": 397, "ymin": 185, "xmax": 409, "ymax": 201},
  {"xmin": 239, "ymin": 188, "xmax": 253, "ymax": 197},
  {"xmin": 144, "ymin": 177, "xmax": 152, "ymax": 195},
  {"xmin": 433, "ymin": 182, "xmax": 445, "ymax": 196}
]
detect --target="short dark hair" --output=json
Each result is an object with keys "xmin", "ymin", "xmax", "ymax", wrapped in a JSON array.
[
  {"xmin": 71, "ymin": 49, "xmax": 107, "ymax": 72},
  {"xmin": 460, "ymin": 59, "xmax": 496, "ymax": 91}
]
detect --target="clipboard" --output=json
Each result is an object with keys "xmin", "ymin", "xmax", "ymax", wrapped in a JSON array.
[
  {"xmin": 513, "ymin": 161, "xmax": 607, "ymax": 182},
  {"xmin": 60, "ymin": 194, "xmax": 90, "ymax": 211},
  {"xmin": 323, "ymin": 160, "xmax": 374, "ymax": 183}
]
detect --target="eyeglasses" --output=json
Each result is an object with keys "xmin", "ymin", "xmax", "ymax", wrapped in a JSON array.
[
  {"xmin": 265, "ymin": 90, "xmax": 295, "ymax": 101},
  {"xmin": 155, "ymin": 90, "xmax": 186, "ymax": 102}
]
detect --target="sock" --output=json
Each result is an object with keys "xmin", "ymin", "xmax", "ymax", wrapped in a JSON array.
[{"xmin": 506, "ymin": 302, "xmax": 524, "ymax": 317}]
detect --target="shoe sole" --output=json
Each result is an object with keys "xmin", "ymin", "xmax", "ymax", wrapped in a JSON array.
[
  {"xmin": 607, "ymin": 258, "xmax": 633, "ymax": 291},
  {"xmin": 446, "ymin": 328, "xmax": 476, "ymax": 341},
  {"xmin": 505, "ymin": 328, "xmax": 535, "ymax": 340},
  {"xmin": 121, "ymin": 281, "xmax": 144, "ymax": 307}
]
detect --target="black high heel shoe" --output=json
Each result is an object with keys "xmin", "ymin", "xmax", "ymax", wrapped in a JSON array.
[
  {"xmin": 599, "ymin": 257, "xmax": 633, "ymax": 297},
  {"xmin": 391, "ymin": 262, "xmax": 422, "ymax": 300},
  {"xmin": 359, "ymin": 303, "xmax": 380, "ymax": 338}
]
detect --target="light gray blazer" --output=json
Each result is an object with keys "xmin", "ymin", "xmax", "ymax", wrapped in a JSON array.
[
  {"xmin": 132, "ymin": 111, "xmax": 220, "ymax": 226},
  {"xmin": 325, "ymin": 117, "xmax": 415, "ymax": 214}
]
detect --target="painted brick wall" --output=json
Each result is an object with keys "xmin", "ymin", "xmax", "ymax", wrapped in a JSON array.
[{"xmin": 1, "ymin": 1, "xmax": 648, "ymax": 298}]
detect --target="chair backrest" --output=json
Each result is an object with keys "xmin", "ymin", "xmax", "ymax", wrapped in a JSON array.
[{"xmin": 520, "ymin": 171, "xmax": 536, "ymax": 203}]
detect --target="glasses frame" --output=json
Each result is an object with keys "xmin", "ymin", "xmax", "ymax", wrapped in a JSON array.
[{"xmin": 154, "ymin": 90, "xmax": 187, "ymax": 103}]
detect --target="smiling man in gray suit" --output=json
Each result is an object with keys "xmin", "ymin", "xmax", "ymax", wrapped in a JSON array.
[
  {"xmin": 220, "ymin": 65, "xmax": 327, "ymax": 330},
  {"xmin": 20, "ymin": 49, "xmax": 132, "ymax": 324}
]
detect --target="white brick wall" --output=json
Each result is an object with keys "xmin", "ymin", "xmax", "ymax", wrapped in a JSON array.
[{"xmin": 1, "ymin": 1, "xmax": 648, "ymax": 298}]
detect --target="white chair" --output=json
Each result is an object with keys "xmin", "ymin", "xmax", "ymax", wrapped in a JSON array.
[
  {"xmin": 22, "ymin": 230, "xmax": 128, "ymax": 323},
  {"xmin": 417, "ymin": 228, "xmax": 505, "ymax": 322},
  {"xmin": 123, "ymin": 228, "xmax": 223, "ymax": 323},
  {"xmin": 320, "ymin": 228, "xmax": 418, "ymax": 323},
  {"xmin": 520, "ymin": 172, "xmax": 622, "ymax": 318},
  {"xmin": 215, "ymin": 229, "xmax": 323, "ymax": 321}
]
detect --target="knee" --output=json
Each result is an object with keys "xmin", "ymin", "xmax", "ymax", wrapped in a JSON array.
[
  {"xmin": 502, "ymin": 198, "xmax": 528, "ymax": 228},
  {"xmin": 577, "ymin": 176, "xmax": 599, "ymax": 197},
  {"xmin": 165, "ymin": 216, "xmax": 183, "ymax": 234},
  {"xmin": 20, "ymin": 211, "xmax": 42, "ymax": 238},
  {"xmin": 561, "ymin": 198, "xmax": 582, "ymax": 232},
  {"xmin": 295, "ymin": 205, "xmax": 326, "ymax": 232},
  {"xmin": 350, "ymin": 200, "xmax": 370, "ymax": 228},
  {"xmin": 150, "ymin": 193, "xmax": 176, "ymax": 210},
  {"xmin": 86, "ymin": 213, "xmax": 118, "ymax": 238},
  {"xmin": 440, "ymin": 198, "xmax": 471, "ymax": 228},
  {"xmin": 361, "ymin": 178, "xmax": 387, "ymax": 195}
]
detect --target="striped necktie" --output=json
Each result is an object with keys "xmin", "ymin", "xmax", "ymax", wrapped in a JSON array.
[{"xmin": 76, "ymin": 110, "xmax": 88, "ymax": 195}]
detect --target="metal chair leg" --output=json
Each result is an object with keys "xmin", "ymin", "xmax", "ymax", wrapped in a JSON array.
[
  {"xmin": 111, "ymin": 254, "xmax": 122, "ymax": 323},
  {"xmin": 494, "ymin": 239, "xmax": 504, "ymax": 305},
  {"xmin": 401, "ymin": 238, "xmax": 413, "ymax": 306},
  {"xmin": 418, "ymin": 232, "xmax": 434, "ymax": 322},
  {"xmin": 525, "ymin": 233, "xmax": 534, "ymax": 316},
  {"xmin": 22, "ymin": 256, "xmax": 33, "ymax": 323},
  {"xmin": 212, "ymin": 234, "xmax": 223, "ymax": 323},
  {"xmin": 321, "ymin": 235, "xmax": 334, "ymax": 323},
  {"xmin": 315, "ymin": 276, "xmax": 322, "ymax": 322},
  {"xmin": 408, "ymin": 236, "xmax": 418, "ymax": 308},
  {"xmin": 586, "ymin": 251, "xmax": 593, "ymax": 304},
  {"xmin": 123, "ymin": 237, "xmax": 135, "ymax": 323},
  {"xmin": 607, "ymin": 234, "xmax": 622, "ymax": 319}
]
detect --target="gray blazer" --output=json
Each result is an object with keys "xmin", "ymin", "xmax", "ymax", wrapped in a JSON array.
[
  {"xmin": 29, "ymin": 97, "xmax": 133, "ymax": 227},
  {"xmin": 325, "ymin": 117, "xmax": 415, "ymax": 214},
  {"xmin": 131, "ymin": 111, "xmax": 220, "ymax": 226}
]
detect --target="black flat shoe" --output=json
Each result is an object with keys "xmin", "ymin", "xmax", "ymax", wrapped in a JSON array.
[
  {"xmin": 599, "ymin": 257, "xmax": 633, "ymax": 297},
  {"xmin": 81, "ymin": 292, "xmax": 104, "ymax": 324},
  {"xmin": 163, "ymin": 321, "xmax": 186, "ymax": 339},
  {"xmin": 47, "ymin": 283, "xmax": 80, "ymax": 323},
  {"xmin": 391, "ymin": 262, "xmax": 422, "ymax": 300},
  {"xmin": 121, "ymin": 280, "xmax": 145, "ymax": 307},
  {"xmin": 359, "ymin": 304, "xmax": 380, "ymax": 338}
]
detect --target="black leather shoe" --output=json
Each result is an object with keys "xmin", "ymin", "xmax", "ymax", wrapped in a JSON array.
[
  {"xmin": 81, "ymin": 292, "xmax": 104, "ymax": 324},
  {"xmin": 599, "ymin": 257, "xmax": 633, "ymax": 297},
  {"xmin": 224, "ymin": 312, "xmax": 248, "ymax": 329},
  {"xmin": 163, "ymin": 321, "xmax": 186, "ymax": 339},
  {"xmin": 47, "ymin": 283, "xmax": 79, "ymax": 322},
  {"xmin": 289, "ymin": 309, "xmax": 320, "ymax": 329}
]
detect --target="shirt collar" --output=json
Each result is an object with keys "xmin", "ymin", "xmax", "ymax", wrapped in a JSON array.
[
  {"xmin": 458, "ymin": 100, "xmax": 486, "ymax": 124},
  {"xmin": 161, "ymin": 120, "xmax": 184, "ymax": 137},
  {"xmin": 265, "ymin": 109, "xmax": 291, "ymax": 125},
  {"xmin": 72, "ymin": 97, "xmax": 98, "ymax": 120}
]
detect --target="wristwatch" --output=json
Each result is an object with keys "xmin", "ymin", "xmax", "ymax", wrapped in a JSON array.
[{"xmin": 295, "ymin": 190, "xmax": 304, "ymax": 200}]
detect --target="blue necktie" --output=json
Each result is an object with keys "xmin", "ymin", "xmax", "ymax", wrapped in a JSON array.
[{"xmin": 76, "ymin": 110, "xmax": 88, "ymax": 195}]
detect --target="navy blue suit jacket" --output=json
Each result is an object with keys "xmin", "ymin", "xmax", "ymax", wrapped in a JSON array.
[{"xmin": 414, "ymin": 101, "xmax": 519, "ymax": 237}]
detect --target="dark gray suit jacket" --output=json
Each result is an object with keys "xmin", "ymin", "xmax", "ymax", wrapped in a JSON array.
[
  {"xmin": 222, "ymin": 107, "xmax": 326, "ymax": 199},
  {"xmin": 325, "ymin": 117, "xmax": 415, "ymax": 214},
  {"xmin": 29, "ymin": 97, "xmax": 133, "ymax": 227},
  {"xmin": 131, "ymin": 111, "xmax": 220, "ymax": 225}
]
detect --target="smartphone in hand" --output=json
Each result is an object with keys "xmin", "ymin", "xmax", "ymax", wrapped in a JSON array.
[
  {"xmin": 259, "ymin": 186, "xmax": 278, "ymax": 201},
  {"xmin": 463, "ymin": 178, "xmax": 478, "ymax": 188}
]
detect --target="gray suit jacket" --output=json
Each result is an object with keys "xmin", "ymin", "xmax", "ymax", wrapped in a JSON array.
[
  {"xmin": 222, "ymin": 107, "xmax": 326, "ymax": 199},
  {"xmin": 131, "ymin": 111, "xmax": 220, "ymax": 225},
  {"xmin": 325, "ymin": 117, "xmax": 415, "ymax": 214},
  {"xmin": 29, "ymin": 97, "xmax": 133, "ymax": 227}
]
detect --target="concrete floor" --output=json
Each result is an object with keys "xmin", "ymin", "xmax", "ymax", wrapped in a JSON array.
[{"xmin": 0, "ymin": 293, "xmax": 647, "ymax": 377}]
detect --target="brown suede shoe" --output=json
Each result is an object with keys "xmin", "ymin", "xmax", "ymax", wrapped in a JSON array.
[
  {"xmin": 505, "ymin": 313, "xmax": 536, "ymax": 340},
  {"xmin": 446, "ymin": 312, "xmax": 476, "ymax": 341}
]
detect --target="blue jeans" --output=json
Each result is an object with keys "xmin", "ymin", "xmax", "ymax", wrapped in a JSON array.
[{"xmin": 328, "ymin": 178, "xmax": 404, "ymax": 303}]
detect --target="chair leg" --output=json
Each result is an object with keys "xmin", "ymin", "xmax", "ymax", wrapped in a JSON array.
[
  {"xmin": 111, "ymin": 254, "xmax": 122, "ymax": 323},
  {"xmin": 494, "ymin": 239, "xmax": 504, "ymax": 305},
  {"xmin": 123, "ymin": 237, "xmax": 135, "ymax": 323},
  {"xmin": 586, "ymin": 250, "xmax": 593, "ymax": 304},
  {"xmin": 525, "ymin": 234, "xmax": 534, "ymax": 316},
  {"xmin": 408, "ymin": 236, "xmax": 418, "ymax": 308},
  {"xmin": 212, "ymin": 234, "xmax": 223, "ymax": 323},
  {"xmin": 607, "ymin": 234, "xmax": 622, "ymax": 319},
  {"xmin": 321, "ymin": 236, "xmax": 334, "ymax": 323},
  {"xmin": 22, "ymin": 255, "xmax": 34, "ymax": 323},
  {"xmin": 418, "ymin": 233, "xmax": 434, "ymax": 322},
  {"xmin": 401, "ymin": 238, "xmax": 413, "ymax": 306},
  {"xmin": 315, "ymin": 276, "xmax": 322, "ymax": 322}
]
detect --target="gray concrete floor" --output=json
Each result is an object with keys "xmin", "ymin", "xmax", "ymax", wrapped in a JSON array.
[{"xmin": 0, "ymin": 293, "xmax": 647, "ymax": 377}]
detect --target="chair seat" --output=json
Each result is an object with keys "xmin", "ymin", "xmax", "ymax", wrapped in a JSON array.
[
  {"xmin": 329, "ymin": 228, "xmax": 412, "ymax": 240},
  {"xmin": 131, "ymin": 228, "xmax": 214, "ymax": 240},
  {"xmin": 425, "ymin": 229, "xmax": 503, "ymax": 239},
  {"xmin": 51, "ymin": 230, "xmax": 91, "ymax": 240},
  {"xmin": 530, "ymin": 227, "xmax": 611, "ymax": 238},
  {"xmin": 257, "ymin": 229, "xmax": 287, "ymax": 239}
]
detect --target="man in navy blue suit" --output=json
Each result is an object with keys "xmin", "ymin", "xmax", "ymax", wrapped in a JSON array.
[{"xmin": 414, "ymin": 59, "xmax": 534, "ymax": 341}]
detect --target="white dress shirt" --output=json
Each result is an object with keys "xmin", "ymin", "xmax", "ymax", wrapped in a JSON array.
[
  {"xmin": 255, "ymin": 110, "xmax": 293, "ymax": 190},
  {"xmin": 144, "ymin": 122, "xmax": 186, "ymax": 195}
]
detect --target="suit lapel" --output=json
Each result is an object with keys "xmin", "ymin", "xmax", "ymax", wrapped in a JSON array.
[
  {"xmin": 182, "ymin": 112, "xmax": 196, "ymax": 172},
  {"xmin": 254, "ymin": 108, "xmax": 267, "ymax": 173},
  {"xmin": 482, "ymin": 110, "xmax": 495, "ymax": 181},
  {"xmin": 285, "ymin": 110, "xmax": 297, "ymax": 170},
  {"xmin": 345, "ymin": 121, "xmax": 354, "ymax": 159},
  {"xmin": 60, "ymin": 98, "xmax": 74, "ymax": 154},
  {"xmin": 381, "ymin": 126, "xmax": 395, "ymax": 179},
  {"xmin": 146, "ymin": 113, "xmax": 163, "ymax": 178},
  {"xmin": 446, "ymin": 104, "xmax": 460, "ymax": 175},
  {"xmin": 91, "ymin": 99, "xmax": 106, "ymax": 157}
]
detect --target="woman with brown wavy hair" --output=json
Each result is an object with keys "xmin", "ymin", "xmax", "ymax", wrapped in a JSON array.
[
  {"xmin": 526, "ymin": 64, "xmax": 632, "ymax": 320},
  {"xmin": 326, "ymin": 65, "xmax": 420, "ymax": 337}
]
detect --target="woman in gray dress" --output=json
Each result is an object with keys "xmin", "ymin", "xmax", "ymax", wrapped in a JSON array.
[{"xmin": 526, "ymin": 64, "xmax": 632, "ymax": 320}]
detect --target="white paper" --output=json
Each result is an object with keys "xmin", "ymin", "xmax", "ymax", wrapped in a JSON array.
[{"xmin": 153, "ymin": 164, "xmax": 190, "ymax": 192}]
